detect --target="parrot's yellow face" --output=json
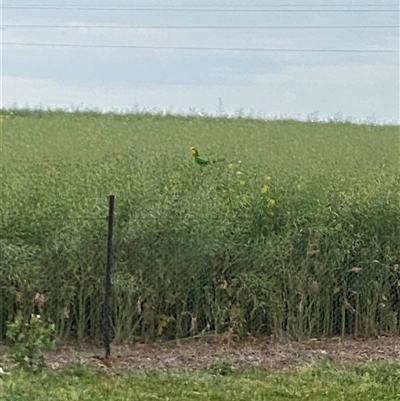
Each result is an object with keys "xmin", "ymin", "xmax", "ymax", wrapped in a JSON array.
[{"xmin": 190, "ymin": 147, "xmax": 199, "ymax": 157}]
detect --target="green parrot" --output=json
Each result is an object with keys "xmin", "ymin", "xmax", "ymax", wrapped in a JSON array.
[
  {"xmin": 190, "ymin": 147, "xmax": 226, "ymax": 166},
  {"xmin": 190, "ymin": 147, "xmax": 210, "ymax": 165}
]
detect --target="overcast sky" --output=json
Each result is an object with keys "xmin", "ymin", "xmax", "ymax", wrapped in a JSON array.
[{"xmin": 2, "ymin": 1, "xmax": 399, "ymax": 123}]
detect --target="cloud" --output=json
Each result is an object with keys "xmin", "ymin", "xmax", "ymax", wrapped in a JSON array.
[{"xmin": 230, "ymin": 63, "xmax": 399, "ymax": 86}]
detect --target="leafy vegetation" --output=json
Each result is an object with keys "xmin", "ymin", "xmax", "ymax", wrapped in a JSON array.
[
  {"xmin": 1, "ymin": 361, "xmax": 400, "ymax": 400},
  {"xmin": 5, "ymin": 312, "xmax": 56, "ymax": 371},
  {"xmin": 0, "ymin": 109, "xmax": 399, "ymax": 342}
]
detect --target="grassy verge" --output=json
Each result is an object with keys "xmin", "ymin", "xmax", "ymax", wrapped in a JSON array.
[{"xmin": 1, "ymin": 361, "xmax": 400, "ymax": 401}]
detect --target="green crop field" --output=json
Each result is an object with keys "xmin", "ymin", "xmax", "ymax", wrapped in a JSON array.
[{"xmin": 1, "ymin": 109, "xmax": 399, "ymax": 342}]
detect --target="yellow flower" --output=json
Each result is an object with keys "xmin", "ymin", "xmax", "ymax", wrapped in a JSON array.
[
  {"xmin": 265, "ymin": 175, "xmax": 271, "ymax": 181},
  {"xmin": 261, "ymin": 185, "xmax": 269, "ymax": 194},
  {"xmin": 239, "ymin": 180, "xmax": 246, "ymax": 186},
  {"xmin": 236, "ymin": 171, "xmax": 243, "ymax": 176},
  {"xmin": 267, "ymin": 198, "xmax": 276, "ymax": 208},
  {"xmin": 228, "ymin": 163, "xmax": 235, "ymax": 169}
]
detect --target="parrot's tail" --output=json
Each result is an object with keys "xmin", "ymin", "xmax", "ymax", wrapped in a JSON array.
[{"xmin": 211, "ymin": 157, "xmax": 227, "ymax": 164}]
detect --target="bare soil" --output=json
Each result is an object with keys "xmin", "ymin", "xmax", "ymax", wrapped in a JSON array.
[{"xmin": 2, "ymin": 334, "xmax": 399, "ymax": 372}]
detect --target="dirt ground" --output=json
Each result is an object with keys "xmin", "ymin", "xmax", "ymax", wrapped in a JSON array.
[{"xmin": 2, "ymin": 334, "xmax": 399, "ymax": 372}]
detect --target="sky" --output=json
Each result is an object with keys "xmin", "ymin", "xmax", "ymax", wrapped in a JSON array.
[{"xmin": 1, "ymin": 1, "xmax": 399, "ymax": 123}]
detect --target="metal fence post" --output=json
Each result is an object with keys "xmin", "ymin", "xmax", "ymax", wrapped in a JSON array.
[{"xmin": 103, "ymin": 194, "xmax": 115, "ymax": 359}]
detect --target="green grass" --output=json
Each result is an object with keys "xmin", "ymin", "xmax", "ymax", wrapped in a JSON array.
[
  {"xmin": 1, "ymin": 362, "xmax": 400, "ymax": 400},
  {"xmin": 0, "ymin": 109, "xmax": 399, "ymax": 342}
]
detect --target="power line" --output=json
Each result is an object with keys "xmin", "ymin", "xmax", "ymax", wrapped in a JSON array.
[
  {"xmin": 2, "ymin": 24, "xmax": 399, "ymax": 30},
  {"xmin": 3, "ymin": 3, "xmax": 399, "ymax": 7},
  {"xmin": 3, "ymin": 42, "xmax": 398, "ymax": 53},
  {"xmin": 2, "ymin": 6, "xmax": 399, "ymax": 12}
]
